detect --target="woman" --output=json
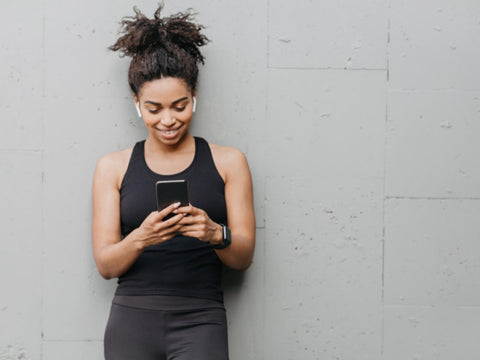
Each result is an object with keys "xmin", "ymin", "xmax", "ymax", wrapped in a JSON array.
[{"xmin": 92, "ymin": 5, "xmax": 255, "ymax": 359}]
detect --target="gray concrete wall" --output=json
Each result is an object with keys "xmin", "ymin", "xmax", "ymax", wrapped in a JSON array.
[{"xmin": 1, "ymin": 1, "xmax": 479, "ymax": 359}]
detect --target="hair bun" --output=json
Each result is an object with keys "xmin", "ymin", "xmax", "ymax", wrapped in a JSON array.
[{"xmin": 110, "ymin": 5, "xmax": 208, "ymax": 64}]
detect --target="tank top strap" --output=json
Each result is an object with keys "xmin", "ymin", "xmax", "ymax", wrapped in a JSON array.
[
  {"xmin": 120, "ymin": 140, "xmax": 147, "ymax": 188},
  {"xmin": 193, "ymin": 137, "xmax": 211, "ymax": 163},
  {"xmin": 130, "ymin": 140, "xmax": 146, "ymax": 166},
  {"xmin": 192, "ymin": 137, "xmax": 224, "ymax": 183}
]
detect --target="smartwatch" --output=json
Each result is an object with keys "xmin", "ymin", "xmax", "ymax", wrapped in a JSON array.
[{"xmin": 211, "ymin": 224, "xmax": 231, "ymax": 249}]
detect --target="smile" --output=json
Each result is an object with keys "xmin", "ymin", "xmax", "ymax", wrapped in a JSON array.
[{"xmin": 156, "ymin": 126, "xmax": 182, "ymax": 139}]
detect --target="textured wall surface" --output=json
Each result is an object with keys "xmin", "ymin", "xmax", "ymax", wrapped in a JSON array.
[{"xmin": 1, "ymin": 1, "xmax": 479, "ymax": 359}]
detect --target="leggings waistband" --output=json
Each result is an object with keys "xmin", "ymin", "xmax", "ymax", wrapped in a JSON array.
[{"xmin": 112, "ymin": 295, "xmax": 225, "ymax": 311}]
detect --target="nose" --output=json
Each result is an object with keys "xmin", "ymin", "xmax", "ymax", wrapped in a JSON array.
[{"xmin": 160, "ymin": 111, "xmax": 176, "ymax": 127}]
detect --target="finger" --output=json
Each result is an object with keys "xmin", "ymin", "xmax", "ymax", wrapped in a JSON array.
[
  {"xmin": 158, "ymin": 228, "xmax": 182, "ymax": 241},
  {"xmin": 177, "ymin": 214, "xmax": 199, "ymax": 225},
  {"xmin": 156, "ymin": 223, "xmax": 184, "ymax": 239},
  {"xmin": 175, "ymin": 204, "xmax": 199, "ymax": 215},
  {"xmin": 161, "ymin": 213, "xmax": 185, "ymax": 227},
  {"xmin": 178, "ymin": 223, "xmax": 205, "ymax": 235},
  {"xmin": 157, "ymin": 202, "xmax": 182, "ymax": 219},
  {"xmin": 177, "ymin": 223, "xmax": 193, "ymax": 232},
  {"xmin": 153, "ymin": 214, "xmax": 184, "ymax": 232}
]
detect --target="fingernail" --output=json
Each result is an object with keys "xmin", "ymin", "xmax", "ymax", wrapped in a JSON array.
[{"xmin": 174, "ymin": 202, "xmax": 181, "ymax": 207}]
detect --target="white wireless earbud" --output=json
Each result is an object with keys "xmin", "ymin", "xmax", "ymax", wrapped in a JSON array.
[
  {"xmin": 192, "ymin": 97, "xmax": 197, "ymax": 113},
  {"xmin": 135, "ymin": 102, "xmax": 142, "ymax": 118}
]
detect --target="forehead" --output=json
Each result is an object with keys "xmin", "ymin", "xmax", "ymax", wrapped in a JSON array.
[{"xmin": 138, "ymin": 77, "xmax": 191, "ymax": 102}]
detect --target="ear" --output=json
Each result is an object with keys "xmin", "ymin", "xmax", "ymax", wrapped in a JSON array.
[
  {"xmin": 192, "ymin": 88, "xmax": 197, "ymax": 113},
  {"xmin": 133, "ymin": 95, "xmax": 142, "ymax": 118},
  {"xmin": 136, "ymin": 102, "xmax": 142, "ymax": 118}
]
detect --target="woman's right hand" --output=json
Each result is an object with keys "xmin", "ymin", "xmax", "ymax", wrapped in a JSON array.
[{"xmin": 134, "ymin": 202, "xmax": 185, "ymax": 249}]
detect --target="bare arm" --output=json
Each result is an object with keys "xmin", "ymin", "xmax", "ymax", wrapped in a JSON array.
[
  {"xmin": 92, "ymin": 153, "xmax": 185, "ymax": 279},
  {"xmin": 177, "ymin": 147, "xmax": 256, "ymax": 271}
]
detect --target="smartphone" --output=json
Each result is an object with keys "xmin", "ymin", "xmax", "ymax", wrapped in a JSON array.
[{"xmin": 155, "ymin": 180, "xmax": 189, "ymax": 219}]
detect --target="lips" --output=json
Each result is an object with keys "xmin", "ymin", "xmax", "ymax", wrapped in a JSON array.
[{"xmin": 156, "ymin": 126, "xmax": 182, "ymax": 139}]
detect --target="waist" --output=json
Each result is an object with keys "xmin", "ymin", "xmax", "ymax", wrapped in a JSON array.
[
  {"xmin": 115, "ymin": 237, "xmax": 224, "ymax": 302},
  {"xmin": 112, "ymin": 294, "xmax": 225, "ymax": 311}
]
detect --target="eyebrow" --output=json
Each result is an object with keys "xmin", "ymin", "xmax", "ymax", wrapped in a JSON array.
[{"xmin": 144, "ymin": 97, "xmax": 189, "ymax": 106}]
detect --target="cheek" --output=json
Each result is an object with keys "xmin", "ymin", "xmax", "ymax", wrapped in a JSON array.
[
  {"xmin": 177, "ymin": 112, "xmax": 193, "ymax": 122},
  {"xmin": 142, "ymin": 115, "xmax": 158, "ymax": 126}
]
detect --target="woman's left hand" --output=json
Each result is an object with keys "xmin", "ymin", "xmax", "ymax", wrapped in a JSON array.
[{"xmin": 175, "ymin": 204, "xmax": 223, "ymax": 244}]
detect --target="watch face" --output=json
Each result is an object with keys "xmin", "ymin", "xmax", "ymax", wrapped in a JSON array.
[
  {"xmin": 211, "ymin": 225, "xmax": 231, "ymax": 249},
  {"xmin": 224, "ymin": 226, "xmax": 231, "ymax": 242},
  {"xmin": 223, "ymin": 226, "xmax": 231, "ymax": 247}
]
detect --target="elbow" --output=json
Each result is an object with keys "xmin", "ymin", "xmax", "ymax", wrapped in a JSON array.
[
  {"xmin": 99, "ymin": 271, "xmax": 114, "ymax": 280},
  {"xmin": 230, "ymin": 256, "xmax": 253, "ymax": 272},
  {"xmin": 93, "ymin": 248, "xmax": 119, "ymax": 280},
  {"xmin": 236, "ymin": 264, "xmax": 251, "ymax": 272},
  {"xmin": 97, "ymin": 266, "xmax": 115, "ymax": 280},
  {"xmin": 94, "ymin": 257, "xmax": 117, "ymax": 280},
  {"xmin": 239, "ymin": 258, "xmax": 253, "ymax": 271},
  {"xmin": 231, "ymin": 238, "xmax": 255, "ymax": 271}
]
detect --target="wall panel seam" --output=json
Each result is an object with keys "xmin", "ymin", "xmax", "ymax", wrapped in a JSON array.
[
  {"xmin": 0, "ymin": 149, "xmax": 44, "ymax": 152},
  {"xmin": 385, "ymin": 196, "xmax": 480, "ymax": 201},
  {"xmin": 268, "ymin": 66, "xmax": 387, "ymax": 71},
  {"xmin": 41, "ymin": 339, "xmax": 103, "ymax": 343}
]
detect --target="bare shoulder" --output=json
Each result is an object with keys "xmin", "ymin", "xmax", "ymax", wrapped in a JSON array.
[
  {"xmin": 94, "ymin": 147, "xmax": 133, "ymax": 189},
  {"xmin": 209, "ymin": 143, "xmax": 250, "ymax": 182},
  {"xmin": 209, "ymin": 143, "xmax": 246, "ymax": 163}
]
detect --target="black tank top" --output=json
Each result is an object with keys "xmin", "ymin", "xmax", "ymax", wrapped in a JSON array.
[{"xmin": 116, "ymin": 137, "xmax": 226, "ymax": 302}]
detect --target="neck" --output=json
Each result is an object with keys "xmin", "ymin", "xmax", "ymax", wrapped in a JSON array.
[{"xmin": 145, "ymin": 132, "xmax": 194, "ymax": 155}]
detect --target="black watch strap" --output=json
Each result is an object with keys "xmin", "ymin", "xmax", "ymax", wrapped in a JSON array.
[{"xmin": 211, "ymin": 224, "xmax": 231, "ymax": 249}]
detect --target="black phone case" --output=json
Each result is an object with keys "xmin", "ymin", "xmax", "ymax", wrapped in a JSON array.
[{"xmin": 155, "ymin": 180, "xmax": 189, "ymax": 219}]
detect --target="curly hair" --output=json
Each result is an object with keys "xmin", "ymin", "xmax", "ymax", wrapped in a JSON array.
[{"xmin": 110, "ymin": 4, "xmax": 209, "ymax": 95}]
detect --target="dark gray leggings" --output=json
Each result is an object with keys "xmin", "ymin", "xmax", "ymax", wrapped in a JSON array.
[{"xmin": 104, "ymin": 296, "xmax": 229, "ymax": 360}]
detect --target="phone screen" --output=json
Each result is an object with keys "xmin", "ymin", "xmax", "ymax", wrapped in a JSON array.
[{"xmin": 155, "ymin": 180, "xmax": 189, "ymax": 218}]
